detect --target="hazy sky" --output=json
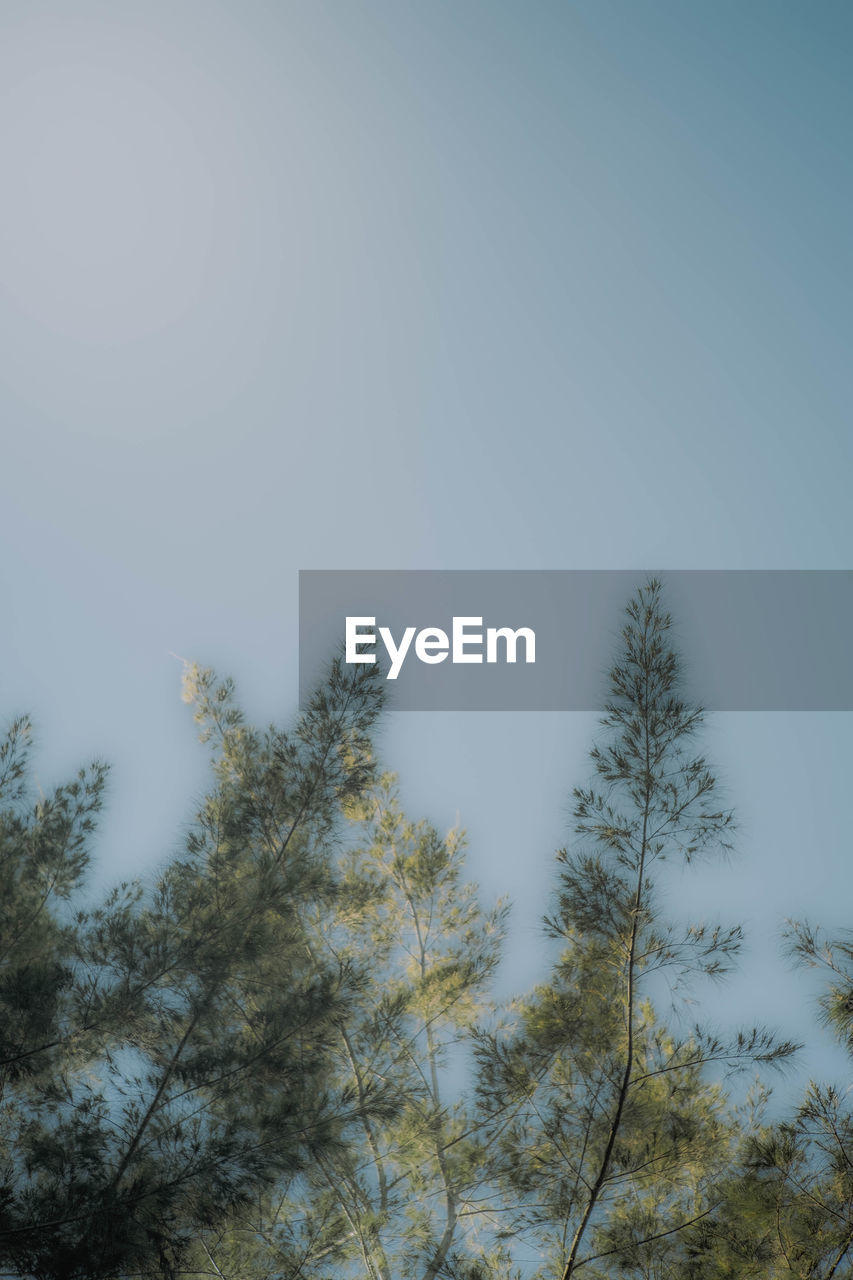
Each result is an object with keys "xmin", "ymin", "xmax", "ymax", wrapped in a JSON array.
[{"xmin": 1, "ymin": 1, "xmax": 852, "ymax": 1101}]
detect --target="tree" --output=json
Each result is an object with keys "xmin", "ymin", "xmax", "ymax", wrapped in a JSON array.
[
  {"xmin": 684, "ymin": 923, "xmax": 853, "ymax": 1279},
  {"xmin": 197, "ymin": 772, "xmax": 516, "ymax": 1280},
  {"xmin": 0, "ymin": 712, "xmax": 116, "ymax": 1278},
  {"xmin": 476, "ymin": 579, "xmax": 797, "ymax": 1279},
  {"xmin": 0, "ymin": 657, "xmax": 384, "ymax": 1279},
  {"xmin": 0, "ymin": 583, "xmax": 818, "ymax": 1279}
]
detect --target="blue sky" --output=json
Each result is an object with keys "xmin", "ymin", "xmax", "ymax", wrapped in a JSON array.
[{"xmin": 1, "ymin": 1, "xmax": 851, "ymax": 1102}]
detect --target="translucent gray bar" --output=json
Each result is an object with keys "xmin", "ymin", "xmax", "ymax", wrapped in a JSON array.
[{"xmin": 298, "ymin": 571, "xmax": 853, "ymax": 711}]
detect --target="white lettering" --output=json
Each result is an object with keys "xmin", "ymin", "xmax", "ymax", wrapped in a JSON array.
[
  {"xmin": 379, "ymin": 625, "xmax": 416, "ymax": 680},
  {"xmin": 452, "ymin": 616, "xmax": 483, "ymax": 663},
  {"xmin": 346, "ymin": 617, "xmax": 376, "ymax": 664},
  {"xmin": 415, "ymin": 628, "xmax": 449, "ymax": 664},
  {"xmin": 345, "ymin": 616, "xmax": 536, "ymax": 678},
  {"xmin": 486, "ymin": 626, "xmax": 536, "ymax": 664}
]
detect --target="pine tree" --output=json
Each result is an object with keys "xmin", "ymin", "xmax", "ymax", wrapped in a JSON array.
[
  {"xmin": 198, "ymin": 773, "xmax": 516, "ymax": 1280},
  {"xmin": 687, "ymin": 922, "xmax": 853, "ymax": 1279},
  {"xmin": 0, "ymin": 656, "xmax": 384, "ymax": 1279},
  {"xmin": 0, "ymin": 712, "xmax": 113, "ymax": 1277},
  {"xmin": 477, "ymin": 580, "xmax": 797, "ymax": 1279}
]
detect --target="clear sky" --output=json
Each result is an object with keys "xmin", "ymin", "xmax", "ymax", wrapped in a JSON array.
[{"xmin": 1, "ymin": 0, "xmax": 851, "ymax": 1104}]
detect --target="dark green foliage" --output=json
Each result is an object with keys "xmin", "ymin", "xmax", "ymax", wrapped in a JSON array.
[
  {"xmin": 0, "ymin": 714, "xmax": 107, "ymax": 1086},
  {"xmin": 0, "ymin": 658, "xmax": 383, "ymax": 1279}
]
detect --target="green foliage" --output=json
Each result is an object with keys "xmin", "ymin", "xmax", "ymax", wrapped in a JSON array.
[
  {"xmin": 199, "ymin": 773, "xmax": 512, "ymax": 1280},
  {"xmin": 0, "ymin": 714, "xmax": 108, "ymax": 1088},
  {"xmin": 0, "ymin": 658, "xmax": 384, "ymax": 1279},
  {"xmin": 476, "ymin": 581, "xmax": 798, "ymax": 1279},
  {"xmin": 4, "ymin": 584, "xmax": 848, "ymax": 1280},
  {"xmin": 686, "ymin": 923, "xmax": 853, "ymax": 1279}
]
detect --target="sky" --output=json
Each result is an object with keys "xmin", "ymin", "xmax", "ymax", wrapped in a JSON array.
[{"xmin": 1, "ymin": 0, "xmax": 852, "ymax": 1106}]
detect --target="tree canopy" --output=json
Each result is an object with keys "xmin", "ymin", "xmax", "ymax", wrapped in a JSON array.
[
  {"xmin": 0, "ymin": 658, "xmax": 384, "ymax": 1279},
  {"xmin": 0, "ymin": 583, "xmax": 846, "ymax": 1280}
]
